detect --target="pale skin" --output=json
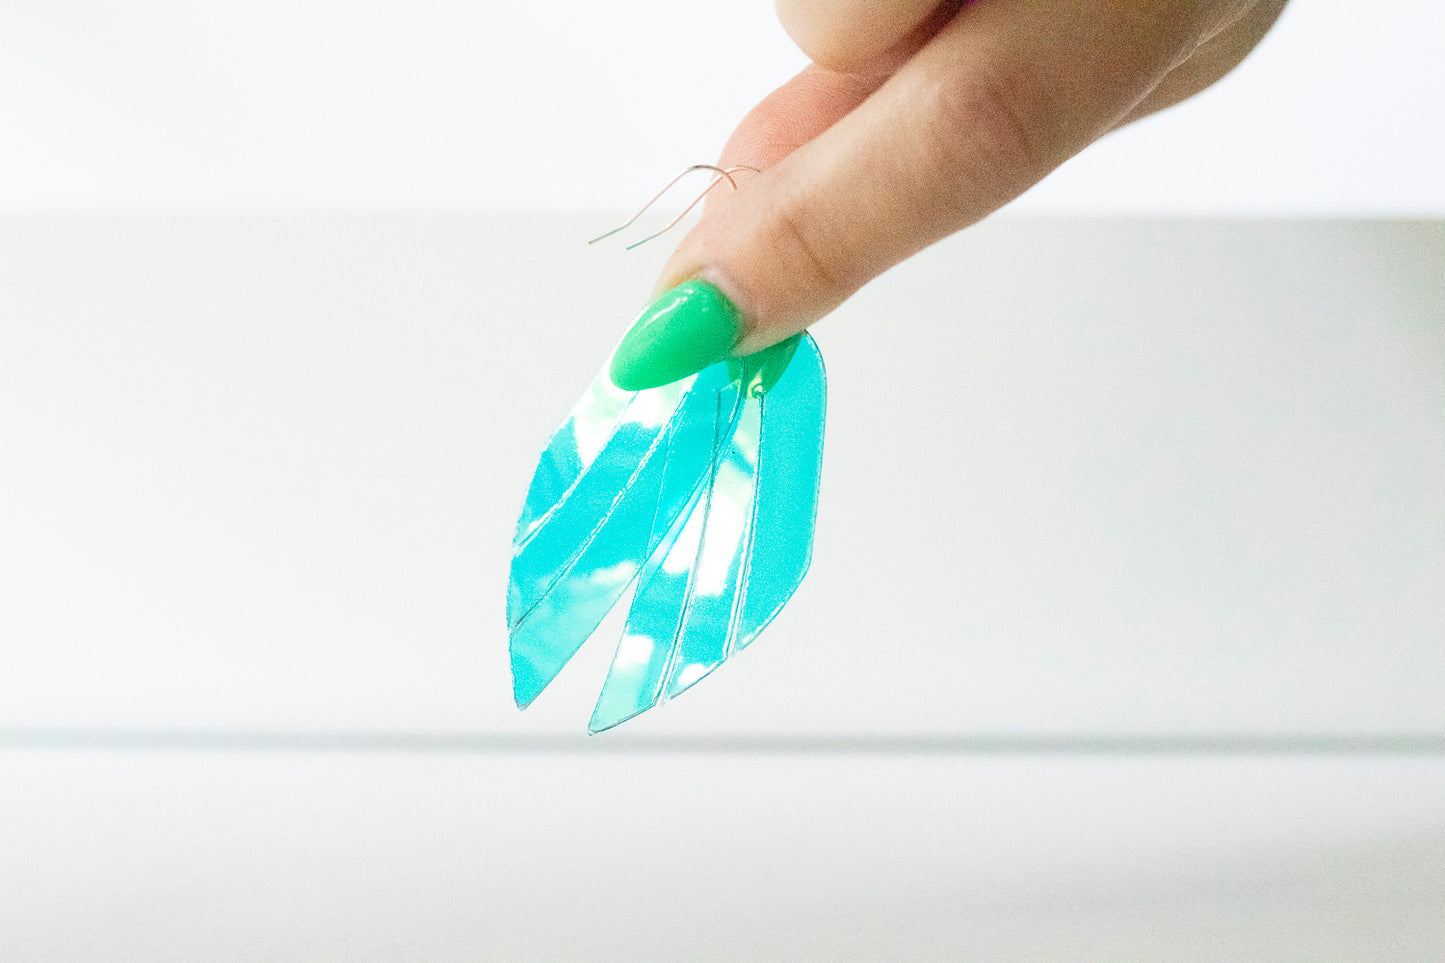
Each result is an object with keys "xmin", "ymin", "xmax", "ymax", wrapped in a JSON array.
[{"xmin": 655, "ymin": 0, "xmax": 1290, "ymax": 354}]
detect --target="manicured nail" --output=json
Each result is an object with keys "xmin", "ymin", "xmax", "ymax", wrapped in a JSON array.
[{"xmin": 609, "ymin": 280, "xmax": 742, "ymax": 391}]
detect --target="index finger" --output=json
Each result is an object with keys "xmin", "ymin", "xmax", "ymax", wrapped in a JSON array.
[{"xmin": 660, "ymin": 0, "xmax": 1209, "ymax": 354}]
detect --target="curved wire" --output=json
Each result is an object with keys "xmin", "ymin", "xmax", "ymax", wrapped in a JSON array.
[{"xmin": 589, "ymin": 164, "xmax": 760, "ymax": 250}]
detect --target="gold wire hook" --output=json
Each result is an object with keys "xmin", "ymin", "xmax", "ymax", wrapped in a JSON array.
[{"xmin": 589, "ymin": 164, "xmax": 759, "ymax": 250}]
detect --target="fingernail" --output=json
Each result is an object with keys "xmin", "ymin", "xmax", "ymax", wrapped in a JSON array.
[{"xmin": 609, "ymin": 280, "xmax": 742, "ymax": 391}]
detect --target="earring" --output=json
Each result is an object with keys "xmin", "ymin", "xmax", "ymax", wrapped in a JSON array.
[{"xmin": 506, "ymin": 165, "xmax": 826, "ymax": 732}]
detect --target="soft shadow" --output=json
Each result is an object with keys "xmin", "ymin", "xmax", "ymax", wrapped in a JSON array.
[{"xmin": 2, "ymin": 727, "xmax": 1444, "ymax": 755}]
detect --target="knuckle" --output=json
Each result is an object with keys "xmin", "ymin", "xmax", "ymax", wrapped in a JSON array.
[
  {"xmin": 763, "ymin": 183, "xmax": 851, "ymax": 300},
  {"xmin": 915, "ymin": 65, "xmax": 1052, "ymax": 209}
]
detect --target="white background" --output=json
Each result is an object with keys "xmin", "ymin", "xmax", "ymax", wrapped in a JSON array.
[
  {"xmin": 1, "ymin": 0, "xmax": 1443, "ymax": 215},
  {"xmin": 4, "ymin": 5, "xmax": 1444, "ymax": 959}
]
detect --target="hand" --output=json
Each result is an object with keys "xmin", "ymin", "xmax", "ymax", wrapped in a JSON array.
[{"xmin": 653, "ymin": 0, "xmax": 1288, "ymax": 357}]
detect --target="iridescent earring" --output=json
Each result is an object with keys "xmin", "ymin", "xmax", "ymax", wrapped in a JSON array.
[{"xmin": 506, "ymin": 165, "xmax": 827, "ymax": 732}]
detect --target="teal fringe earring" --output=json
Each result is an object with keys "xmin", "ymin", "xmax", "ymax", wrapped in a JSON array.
[{"xmin": 506, "ymin": 166, "xmax": 827, "ymax": 732}]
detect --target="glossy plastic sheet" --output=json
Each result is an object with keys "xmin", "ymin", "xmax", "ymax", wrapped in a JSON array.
[{"xmin": 508, "ymin": 335, "xmax": 826, "ymax": 730}]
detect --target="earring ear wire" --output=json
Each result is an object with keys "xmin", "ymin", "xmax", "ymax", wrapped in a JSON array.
[{"xmin": 589, "ymin": 164, "xmax": 760, "ymax": 250}]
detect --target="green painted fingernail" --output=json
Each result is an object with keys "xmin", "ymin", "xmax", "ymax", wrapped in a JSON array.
[{"xmin": 609, "ymin": 280, "xmax": 743, "ymax": 391}]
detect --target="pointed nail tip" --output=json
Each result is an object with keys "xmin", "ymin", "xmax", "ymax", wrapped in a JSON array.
[
  {"xmin": 606, "ymin": 349, "xmax": 657, "ymax": 392},
  {"xmin": 607, "ymin": 364, "xmax": 649, "ymax": 393},
  {"xmin": 609, "ymin": 279, "xmax": 740, "ymax": 393},
  {"xmin": 608, "ymin": 364, "xmax": 693, "ymax": 394}
]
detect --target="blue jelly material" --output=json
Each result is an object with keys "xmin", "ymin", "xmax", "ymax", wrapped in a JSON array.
[{"xmin": 508, "ymin": 334, "xmax": 826, "ymax": 728}]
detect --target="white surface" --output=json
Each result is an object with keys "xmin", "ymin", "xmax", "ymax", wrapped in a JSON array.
[
  {"xmin": 3, "ymin": 215, "xmax": 1442, "ymax": 961},
  {"xmin": 1, "ymin": 215, "xmax": 1442, "ymax": 736},
  {"xmin": 4, "ymin": 749, "xmax": 1444, "ymax": 961},
  {"xmin": 1, "ymin": 1, "xmax": 1443, "ymax": 214}
]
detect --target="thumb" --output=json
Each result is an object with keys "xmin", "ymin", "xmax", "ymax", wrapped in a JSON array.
[{"xmin": 609, "ymin": 0, "xmax": 1207, "ymax": 391}]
